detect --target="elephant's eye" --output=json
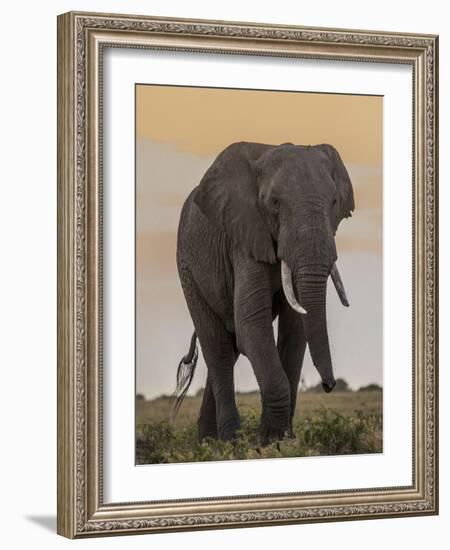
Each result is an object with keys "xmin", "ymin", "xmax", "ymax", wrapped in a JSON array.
[
  {"xmin": 272, "ymin": 197, "xmax": 280, "ymax": 209},
  {"xmin": 332, "ymin": 198, "xmax": 337, "ymax": 208}
]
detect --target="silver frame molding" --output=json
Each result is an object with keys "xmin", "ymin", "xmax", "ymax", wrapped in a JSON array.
[{"xmin": 57, "ymin": 11, "xmax": 439, "ymax": 538}]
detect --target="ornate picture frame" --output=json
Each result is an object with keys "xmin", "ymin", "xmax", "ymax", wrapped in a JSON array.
[{"xmin": 57, "ymin": 11, "xmax": 438, "ymax": 538}]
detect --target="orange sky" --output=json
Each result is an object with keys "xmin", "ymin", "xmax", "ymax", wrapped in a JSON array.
[{"xmin": 136, "ymin": 85, "xmax": 382, "ymax": 166}]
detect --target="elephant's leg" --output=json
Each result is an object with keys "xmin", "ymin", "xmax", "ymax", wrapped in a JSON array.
[
  {"xmin": 198, "ymin": 329, "xmax": 239, "ymax": 440},
  {"xmin": 277, "ymin": 294, "xmax": 307, "ymax": 438},
  {"xmin": 197, "ymin": 377, "xmax": 217, "ymax": 439},
  {"xmin": 234, "ymin": 260, "xmax": 291, "ymax": 443},
  {"xmin": 200, "ymin": 333, "xmax": 239, "ymax": 440},
  {"xmin": 179, "ymin": 266, "xmax": 239, "ymax": 440}
]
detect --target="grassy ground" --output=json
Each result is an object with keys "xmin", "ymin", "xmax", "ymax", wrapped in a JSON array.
[{"xmin": 136, "ymin": 390, "xmax": 382, "ymax": 465}]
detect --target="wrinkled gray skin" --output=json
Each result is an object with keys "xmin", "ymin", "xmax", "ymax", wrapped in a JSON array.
[{"xmin": 176, "ymin": 142, "xmax": 354, "ymax": 442}]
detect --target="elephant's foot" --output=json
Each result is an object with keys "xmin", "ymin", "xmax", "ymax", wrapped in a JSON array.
[
  {"xmin": 197, "ymin": 418, "xmax": 218, "ymax": 441},
  {"xmin": 217, "ymin": 414, "xmax": 241, "ymax": 441},
  {"xmin": 260, "ymin": 424, "xmax": 288, "ymax": 445},
  {"xmin": 260, "ymin": 408, "xmax": 290, "ymax": 445}
]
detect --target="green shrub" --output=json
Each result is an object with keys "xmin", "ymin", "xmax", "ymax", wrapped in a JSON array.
[
  {"xmin": 136, "ymin": 406, "xmax": 382, "ymax": 465},
  {"xmin": 300, "ymin": 408, "xmax": 382, "ymax": 455}
]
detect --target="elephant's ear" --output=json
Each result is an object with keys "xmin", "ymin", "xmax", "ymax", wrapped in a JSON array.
[
  {"xmin": 318, "ymin": 144, "xmax": 355, "ymax": 231},
  {"xmin": 194, "ymin": 143, "xmax": 276, "ymax": 264}
]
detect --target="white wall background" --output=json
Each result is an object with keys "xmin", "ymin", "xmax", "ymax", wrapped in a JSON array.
[{"xmin": 0, "ymin": 0, "xmax": 445, "ymax": 548}]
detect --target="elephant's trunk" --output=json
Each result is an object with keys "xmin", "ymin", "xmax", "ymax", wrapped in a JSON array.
[{"xmin": 294, "ymin": 266, "xmax": 336, "ymax": 392}]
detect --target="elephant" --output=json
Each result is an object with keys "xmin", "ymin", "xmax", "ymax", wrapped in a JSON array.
[{"xmin": 174, "ymin": 141, "xmax": 354, "ymax": 443}]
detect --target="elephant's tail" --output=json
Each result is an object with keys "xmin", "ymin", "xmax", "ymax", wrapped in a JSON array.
[{"xmin": 172, "ymin": 332, "xmax": 199, "ymax": 416}]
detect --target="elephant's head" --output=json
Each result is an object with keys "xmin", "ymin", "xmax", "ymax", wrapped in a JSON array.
[{"xmin": 194, "ymin": 142, "xmax": 355, "ymax": 392}]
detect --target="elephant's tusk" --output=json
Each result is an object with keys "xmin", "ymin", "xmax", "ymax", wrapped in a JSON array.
[
  {"xmin": 330, "ymin": 263, "xmax": 349, "ymax": 307},
  {"xmin": 281, "ymin": 260, "xmax": 307, "ymax": 315}
]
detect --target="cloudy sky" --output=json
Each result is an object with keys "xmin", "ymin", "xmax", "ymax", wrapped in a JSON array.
[{"xmin": 135, "ymin": 85, "xmax": 383, "ymax": 399}]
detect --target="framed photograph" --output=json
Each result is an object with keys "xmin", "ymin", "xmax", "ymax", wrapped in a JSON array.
[{"xmin": 57, "ymin": 11, "xmax": 439, "ymax": 538}]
